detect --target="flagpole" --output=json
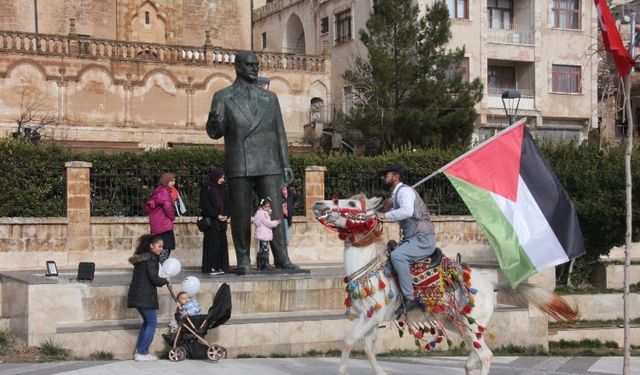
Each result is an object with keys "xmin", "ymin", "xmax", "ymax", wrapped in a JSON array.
[
  {"xmin": 412, "ymin": 118, "xmax": 527, "ymax": 189},
  {"xmin": 622, "ymin": 11, "xmax": 636, "ymax": 375}
]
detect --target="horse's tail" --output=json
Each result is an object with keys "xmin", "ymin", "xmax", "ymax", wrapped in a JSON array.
[{"xmin": 495, "ymin": 282, "xmax": 579, "ymax": 323}]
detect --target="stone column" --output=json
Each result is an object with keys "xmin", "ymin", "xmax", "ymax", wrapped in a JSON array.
[
  {"xmin": 56, "ymin": 68, "xmax": 68, "ymax": 121},
  {"xmin": 124, "ymin": 74, "xmax": 133, "ymax": 126},
  {"xmin": 186, "ymin": 77, "xmax": 194, "ymax": 127},
  {"xmin": 304, "ymin": 166, "xmax": 326, "ymax": 220},
  {"xmin": 65, "ymin": 161, "xmax": 92, "ymax": 252}
]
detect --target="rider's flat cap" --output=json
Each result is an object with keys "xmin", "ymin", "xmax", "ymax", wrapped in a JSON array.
[{"xmin": 378, "ymin": 163, "xmax": 404, "ymax": 177}]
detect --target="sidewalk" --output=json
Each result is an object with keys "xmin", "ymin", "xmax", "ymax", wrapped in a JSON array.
[{"xmin": 0, "ymin": 356, "xmax": 637, "ymax": 375}]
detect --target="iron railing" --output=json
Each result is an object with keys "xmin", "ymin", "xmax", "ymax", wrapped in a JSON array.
[
  {"xmin": 91, "ymin": 169, "xmax": 306, "ymax": 217},
  {"xmin": 324, "ymin": 173, "xmax": 469, "ymax": 216}
]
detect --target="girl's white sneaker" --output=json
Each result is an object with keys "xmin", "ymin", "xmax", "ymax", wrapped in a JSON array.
[{"xmin": 134, "ymin": 353, "xmax": 158, "ymax": 361}]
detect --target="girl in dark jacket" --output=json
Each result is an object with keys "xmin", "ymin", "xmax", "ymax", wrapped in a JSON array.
[
  {"xmin": 199, "ymin": 168, "xmax": 230, "ymax": 274},
  {"xmin": 127, "ymin": 234, "xmax": 168, "ymax": 361}
]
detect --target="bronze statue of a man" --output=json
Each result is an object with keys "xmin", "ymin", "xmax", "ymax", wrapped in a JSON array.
[{"xmin": 206, "ymin": 50, "xmax": 298, "ymax": 273}]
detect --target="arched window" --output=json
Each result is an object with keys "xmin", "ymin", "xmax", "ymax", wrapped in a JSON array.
[
  {"xmin": 283, "ymin": 14, "xmax": 305, "ymax": 54},
  {"xmin": 131, "ymin": 2, "xmax": 166, "ymax": 44},
  {"xmin": 310, "ymin": 97, "xmax": 325, "ymax": 123}
]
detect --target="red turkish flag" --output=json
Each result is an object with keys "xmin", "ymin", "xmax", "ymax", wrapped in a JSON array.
[{"xmin": 595, "ymin": 0, "xmax": 635, "ymax": 77}]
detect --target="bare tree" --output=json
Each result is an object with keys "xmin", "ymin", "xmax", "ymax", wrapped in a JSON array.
[{"xmin": 12, "ymin": 86, "xmax": 58, "ymax": 144}]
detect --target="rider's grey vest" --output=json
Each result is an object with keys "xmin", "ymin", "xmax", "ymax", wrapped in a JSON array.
[{"xmin": 393, "ymin": 184, "xmax": 435, "ymax": 239}]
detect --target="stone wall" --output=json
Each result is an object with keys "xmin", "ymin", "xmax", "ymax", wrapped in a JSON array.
[
  {"xmin": 0, "ymin": 30, "xmax": 329, "ymax": 150},
  {"xmin": 0, "ymin": 164, "xmax": 498, "ymax": 272}
]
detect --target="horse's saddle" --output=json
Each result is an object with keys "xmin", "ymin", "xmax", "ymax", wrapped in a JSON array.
[
  {"xmin": 385, "ymin": 241, "xmax": 470, "ymax": 314},
  {"xmin": 387, "ymin": 240, "xmax": 443, "ymax": 270},
  {"xmin": 412, "ymin": 247, "xmax": 442, "ymax": 269}
]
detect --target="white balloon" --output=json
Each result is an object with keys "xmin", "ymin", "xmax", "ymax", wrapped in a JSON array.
[
  {"xmin": 181, "ymin": 276, "xmax": 201, "ymax": 296},
  {"xmin": 161, "ymin": 258, "xmax": 181, "ymax": 278}
]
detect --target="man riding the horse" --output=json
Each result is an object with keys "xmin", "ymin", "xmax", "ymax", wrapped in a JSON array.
[{"xmin": 376, "ymin": 163, "xmax": 437, "ymax": 316}]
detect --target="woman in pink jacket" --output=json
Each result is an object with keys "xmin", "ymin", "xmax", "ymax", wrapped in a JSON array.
[
  {"xmin": 252, "ymin": 197, "xmax": 280, "ymax": 270},
  {"xmin": 143, "ymin": 173, "xmax": 177, "ymax": 263}
]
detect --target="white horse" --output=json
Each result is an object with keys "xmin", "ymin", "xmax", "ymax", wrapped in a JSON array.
[{"xmin": 312, "ymin": 194, "xmax": 578, "ymax": 375}]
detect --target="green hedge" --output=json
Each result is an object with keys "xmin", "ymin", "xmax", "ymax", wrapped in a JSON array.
[
  {"xmin": 0, "ymin": 139, "xmax": 68, "ymax": 216},
  {"xmin": 2, "ymin": 138, "xmax": 638, "ymax": 285}
]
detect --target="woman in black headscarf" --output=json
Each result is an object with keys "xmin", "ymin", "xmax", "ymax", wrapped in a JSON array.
[{"xmin": 199, "ymin": 168, "xmax": 229, "ymax": 274}]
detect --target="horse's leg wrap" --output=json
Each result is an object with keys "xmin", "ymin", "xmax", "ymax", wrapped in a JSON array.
[
  {"xmin": 364, "ymin": 326, "xmax": 387, "ymax": 375},
  {"xmin": 464, "ymin": 351, "xmax": 479, "ymax": 375},
  {"xmin": 463, "ymin": 329, "xmax": 492, "ymax": 375},
  {"xmin": 340, "ymin": 316, "xmax": 380, "ymax": 375}
]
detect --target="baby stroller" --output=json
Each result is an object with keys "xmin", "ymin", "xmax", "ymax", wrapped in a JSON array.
[{"xmin": 164, "ymin": 282, "xmax": 232, "ymax": 362}]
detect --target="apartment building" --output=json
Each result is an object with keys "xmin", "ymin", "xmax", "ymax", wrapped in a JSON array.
[{"xmin": 253, "ymin": 0, "xmax": 598, "ymax": 143}]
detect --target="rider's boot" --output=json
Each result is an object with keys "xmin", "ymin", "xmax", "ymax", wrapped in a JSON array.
[{"xmin": 394, "ymin": 296, "xmax": 418, "ymax": 317}]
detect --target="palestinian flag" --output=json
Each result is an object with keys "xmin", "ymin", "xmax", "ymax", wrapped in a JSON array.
[{"xmin": 443, "ymin": 119, "xmax": 585, "ymax": 287}]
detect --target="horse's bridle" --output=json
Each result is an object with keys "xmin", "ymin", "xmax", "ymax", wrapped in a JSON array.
[{"xmin": 317, "ymin": 194, "xmax": 381, "ymax": 245}]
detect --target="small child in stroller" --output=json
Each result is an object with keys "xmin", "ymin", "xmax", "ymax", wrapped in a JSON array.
[
  {"xmin": 163, "ymin": 283, "xmax": 231, "ymax": 362},
  {"xmin": 164, "ymin": 291, "xmax": 201, "ymax": 342},
  {"xmin": 177, "ymin": 291, "xmax": 201, "ymax": 318}
]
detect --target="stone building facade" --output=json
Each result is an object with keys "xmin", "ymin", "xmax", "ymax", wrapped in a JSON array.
[
  {"xmin": 0, "ymin": 0, "xmax": 252, "ymax": 51},
  {"xmin": 253, "ymin": 0, "xmax": 599, "ymax": 143},
  {"xmin": 0, "ymin": 0, "xmax": 330, "ymax": 151}
]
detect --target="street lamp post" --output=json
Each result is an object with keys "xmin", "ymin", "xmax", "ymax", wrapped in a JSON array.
[{"xmin": 501, "ymin": 90, "xmax": 521, "ymax": 125}]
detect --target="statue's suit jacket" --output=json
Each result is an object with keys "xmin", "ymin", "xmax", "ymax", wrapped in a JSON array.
[{"xmin": 206, "ymin": 81, "xmax": 291, "ymax": 178}]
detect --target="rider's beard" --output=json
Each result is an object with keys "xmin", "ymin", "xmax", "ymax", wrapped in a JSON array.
[{"xmin": 381, "ymin": 180, "xmax": 393, "ymax": 191}]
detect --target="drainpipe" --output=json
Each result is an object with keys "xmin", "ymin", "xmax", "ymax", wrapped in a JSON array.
[
  {"xmin": 250, "ymin": 0, "xmax": 254, "ymax": 50},
  {"xmin": 34, "ymin": 0, "xmax": 38, "ymax": 33}
]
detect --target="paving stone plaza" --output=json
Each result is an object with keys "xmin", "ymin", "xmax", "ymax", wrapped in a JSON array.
[{"xmin": 1, "ymin": 356, "xmax": 638, "ymax": 375}]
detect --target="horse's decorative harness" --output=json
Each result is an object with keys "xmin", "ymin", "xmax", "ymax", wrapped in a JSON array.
[{"xmin": 317, "ymin": 195, "xmax": 395, "ymax": 318}]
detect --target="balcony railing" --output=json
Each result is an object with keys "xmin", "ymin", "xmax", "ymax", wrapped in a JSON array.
[
  {"xmin": 488, "ymin": 87, "xmax": 534, "ymax": 97},
  {"xmin": 487, "ymin": 24, "xmax": 534, "ymax": 46},
  {"xmin": 0, "ymin": 30, "xmax": 326, "ymax": 72},
  {"xmin": 487, "ymin": 87, "xmax": 535, "ymax": 111}
]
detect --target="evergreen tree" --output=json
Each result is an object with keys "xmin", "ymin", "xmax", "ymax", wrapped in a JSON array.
[{"xmin": 343, "ymin": 0, "xmax": 483, "ymax": 152}]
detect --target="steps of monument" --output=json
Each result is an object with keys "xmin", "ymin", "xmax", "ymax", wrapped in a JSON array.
[
  {"xmin": 54, "ymin": 305, "xmax": 529, "ymax": 359},
  {"xmin": 0, "ymin": 263, "xmax": 504, "ymax": 323},
  {"xmin": 57, "ymin": 309, "xmax": 346, "ymax": 334},
  {"xmin": 57, "ymin": 304, "xmax": 526, "ymax": 335}
]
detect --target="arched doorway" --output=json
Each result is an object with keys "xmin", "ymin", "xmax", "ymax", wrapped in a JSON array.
[{"xmin": 283, "ymin": 14, "xmax": 305, "ymax": 54}]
